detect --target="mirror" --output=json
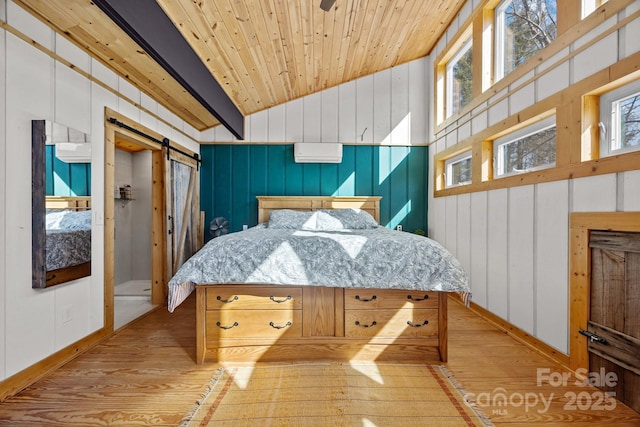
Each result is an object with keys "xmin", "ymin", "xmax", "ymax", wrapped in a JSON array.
[{"xmin": 32, "ymin": 120, "xmax": 92, "ymax": 288}]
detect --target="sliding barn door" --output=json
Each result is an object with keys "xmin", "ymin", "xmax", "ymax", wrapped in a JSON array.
[
  {"xmin": 586, "ymin": 231, "xmax": 640, "ymax": 413},
  {"xmin": 167, "ymin": 158, "xmax": 200, "ymax": 278}
]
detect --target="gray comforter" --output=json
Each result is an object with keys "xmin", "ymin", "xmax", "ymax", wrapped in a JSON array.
[
  {"xmin": 45, "ymin": 210, "xmax": 92, "ymax": 271},
  {"xmin": 168, "ymin": 224, "xmax": 470, "ymax": 312}
]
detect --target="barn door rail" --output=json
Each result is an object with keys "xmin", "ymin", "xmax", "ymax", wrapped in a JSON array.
[{"xmin": 108, "ymin": 117, "xmax": 201, "ymax": 169}]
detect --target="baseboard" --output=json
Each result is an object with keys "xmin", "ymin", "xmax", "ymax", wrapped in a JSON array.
[
  {"xmin": 0, "ymin": 327, "xmax": 110, "ymax": 402},
  {"xmin": 451, "ymin": 295, "xmax": 571, "ymax": 370}
]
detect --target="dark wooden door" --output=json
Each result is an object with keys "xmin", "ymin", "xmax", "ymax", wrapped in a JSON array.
[{"xmin": 588, "ymin": 231, "xmax": 640, "ymax": 413}]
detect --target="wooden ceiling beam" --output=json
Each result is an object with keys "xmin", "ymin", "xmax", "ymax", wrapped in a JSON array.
[{"xmin": 93, "ymin": 0, "xmax": 244, "ymax": 139}]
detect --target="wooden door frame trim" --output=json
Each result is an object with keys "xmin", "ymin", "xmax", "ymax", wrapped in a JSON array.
[
  {"xmin": 569, "ymin": 211, "xmax": 640, "ymax": 371},
  {"xmin": 104, "ymin": 109, "xmax": 168, "ymax": 331}
]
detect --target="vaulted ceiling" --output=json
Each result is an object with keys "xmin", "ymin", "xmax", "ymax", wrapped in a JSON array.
[{"xmin": 15, "ymin": 0, "xmax": 464, "ymax": 134}]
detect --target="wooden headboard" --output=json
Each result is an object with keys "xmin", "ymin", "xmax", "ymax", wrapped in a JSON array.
[
  {"xmin": 45, "ymin": 196, "xmax": 91, "ymax": 211},
  {"xmin": 256, "ymin": 196, "xmax": 381, "ymax": 224}
]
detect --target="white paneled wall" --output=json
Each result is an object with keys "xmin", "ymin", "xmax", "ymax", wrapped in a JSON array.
[
  {"xmin": 428, "ymin": 1, "xmax": 640, "ymax": 354},
  {"xmin": 203, "ymin": 58, "xmax": 428, "ymax": 145},
  {"xmin": 0, "ymin": 0, "xmax": 200, "ymax": 379},
  {"xmin": 0, "ymin": 0, "xmax": 7, "ymax": 381}
]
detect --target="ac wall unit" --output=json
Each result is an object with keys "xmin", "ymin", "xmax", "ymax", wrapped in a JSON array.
[
  {"xmin": 54, "ymin": 142, "xmax": 92, "ymax": 163},
  {"xmin": 294, "ymin": 142, "xmax": 342, "ymax": 163}
]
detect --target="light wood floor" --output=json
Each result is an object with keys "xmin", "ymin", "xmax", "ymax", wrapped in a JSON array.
[{"xmin": 0, "ymin": 295, "xmax": 638, "ymax": 426}]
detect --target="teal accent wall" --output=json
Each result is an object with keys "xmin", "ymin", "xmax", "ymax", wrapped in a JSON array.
[
  {"xmin": 200, "ymin": 145, "xmax": 428, "ymax": 239},
  {"xmin": 45, "ymin": 145, "xmax": 91, "ymax": 196}
]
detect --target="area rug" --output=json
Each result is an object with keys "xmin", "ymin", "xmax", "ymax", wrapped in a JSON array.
[{"xmin": 181, "ymin": 362, "xmax": 493, "ymax": 426}]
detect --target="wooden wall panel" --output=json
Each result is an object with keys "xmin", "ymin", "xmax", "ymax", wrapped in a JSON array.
[
  {"xmin": 5, "ymin": 32, "xmax": 56, "ymax": 377},
  {"xmin": 303, "ymin": 92, "xmax": 321, "ymax": 143},
  {"xmin": 427, "ymin": 1, "xmax": 640, "ymax": 359},
  {"xmin": 388, "ymin": 146, "xmax": 410, "ymax": 229},
  {"xmin": 285, "ymin": 98, "xmax": 304, "ymax": 142},
  {"xmin": 249, "ymin": 109, "xmax": 268, "ymax": 143},
  {"xmin": 409, "ymin": 58, "xmax": 427, "ymax": 144},
  {"xmin": 535, "ymin": 181, "xmax": 569, "ymax": 353},
  {"xmin": 456, "ymin": 193, "xmax": 472, "ymax": 280},
  {"xmin": 373, "ymin": 68, "xmax": 392, "ymax": 144},
  {"xmin": 487, "ymin": 188, "xmax": 509, "ymax": 320},
  {"xmin": 391, "ymin": 62, "xmax": 410, "ymax": 146},
  {"xmin": 321, "ymin": 86, "xmax": 339, "ymax": 143},
  {"xmin": 356, "ymin": 75, "xmax": 374, "ymax": 144},
  {"xmin": 445, "ymin": 196, "xmax": 458, "ymax": 255},
  {"xmin": 507, "ymin": 185, "xmax": 535, "ymax": 335},
  {"xmin": 199, "ymin": 145, "xmax": 428, "ymax": 236},
  {"xmin": 573, "ymin": 33, "xmax": 618, "ymax": 84},
  {"xmin": 0, "ymin": 9, "xmax": 6, "ymax": 380},
  {"xmin": 572, "ymin": 174, "xmax": 617, "ymax": 212},
  {"xmin": 267, "ymin": 105, "xmax": 285, "ymax": 142},
  {"xmin": 338, "ymin": 80, "xmax": 357, "ymax": 143},
  {"xmin": 470, "ymin": 191, "xmax": 488, "ymax": 308},
  {"xmin": 623, "ymin": 170, "xmax": 640, "ymax": 211},
  {"xmin": 205, "ymin": 57, "xmax": 427, "ymax": 146},
  {"xmin": 46, "ymin": 146, "xmax": 91, "ymax": 196}
]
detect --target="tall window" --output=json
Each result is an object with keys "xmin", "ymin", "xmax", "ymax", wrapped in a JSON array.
[
  {"xmin": 494, "ymin": 116, "xmax": 556, "ymax": 177},
  {"xmin": 445, "ymin": 151, "xmax": 472, "ymax": 187},
  {"xmin": 495, "ymin": 0, "xmax": 557, "ymax": 81},
  {"xmin": 446, "ymin": 38, "xmax": 473, "ymax": 118},
  {"xmin": 600, "ymin": 80, "xmax": 640, "ymax": 157}
]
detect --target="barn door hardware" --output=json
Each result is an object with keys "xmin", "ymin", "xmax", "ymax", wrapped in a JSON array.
[
  {"xmin": 579, "ymin": 329, "xmax": 607, "ymax": 344},
  {"xmin": 108, "ymin": 117, "xmax": 201, "ymax": 168}
]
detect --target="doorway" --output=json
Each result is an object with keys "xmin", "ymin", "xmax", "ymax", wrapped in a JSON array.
[
  {"xmin": 569, "ymin": 212, "xmax": 640, "ymax": 413},
  {"xmin": 104, "ymin": 110, "xmax": 167, "ymax": 332},
  {"xmin": 113, "ymin": 147, "xmax": 156, "ymax": 329}
]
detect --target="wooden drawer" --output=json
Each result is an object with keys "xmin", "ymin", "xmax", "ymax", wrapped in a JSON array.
[
  {"xmin": 344, "ymin": 289, "xmax": 438, "ymax": 310},
  {"xmin": 344, "ymin": 309, "xmax": 438, "ymax": 338},
  {"xmin": 205, "ymin": 286, "xmax": 302, "ymax": 310},
  {"xmin": 206, "ymin": 309, "xmax": 302, "ymax": 340}
]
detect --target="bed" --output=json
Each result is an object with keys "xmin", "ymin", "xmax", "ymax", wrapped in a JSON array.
[
  {"xmin": 168, "ymin": 196, "xmax": 470, "ymax": 364},
  {"xmin": 45, "ymin": 196, "xmax": 92, "ymax": 286}
]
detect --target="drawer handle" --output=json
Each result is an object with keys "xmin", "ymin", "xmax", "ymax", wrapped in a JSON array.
[
  {"xmin": 354, "ymin": 295, "xmax": 377, "ymax": 302},
  {"xmin": 354, "ymin": 320, "xmax": 377, "ymax": 328},
  {"xmin": 407, "ymin": 320, "xmax": 429, "ymax": 328},
  {"xmin": 269, "ymin": 295, "xmax": 292, "ymax": 304},
  {"xmin": 216, "ymin": 295, "xmax": 239, "ymax": 304},
  {"xmin": 216, "ymin": 321, "xmax": 239, "ymax": 330},
  {"xmin": 407, "ymin": 294, "xmax": 429, "ymax": 302},
  {"xmin": 269, "ymin": 321, "xmax": 292, "ymax": 329}
]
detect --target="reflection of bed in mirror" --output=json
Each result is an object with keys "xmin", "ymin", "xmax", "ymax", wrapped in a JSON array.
[
  {"xmin": 32, "ymin": 119, "xmax": 92, "ymax": 288},
  {"xmin": 44, "ymin": 196, "xmax": 91, "ymax": 286}
]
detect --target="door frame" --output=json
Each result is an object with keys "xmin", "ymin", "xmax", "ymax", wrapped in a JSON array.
[
  {"xmin": 569, "ymin": 211, "xmax": 640, "ymax": 371},
  {"xmin": 104, "ymin": 109, "xmax": 167, "ymax": 331}
]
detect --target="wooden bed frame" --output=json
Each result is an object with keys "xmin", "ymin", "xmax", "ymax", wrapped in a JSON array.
[{"xmin": 195, "ymin": 196, "xmax": 447, "ymax": 364}]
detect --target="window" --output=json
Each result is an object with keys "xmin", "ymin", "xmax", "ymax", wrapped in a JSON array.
[
  {"xmin": 582, "ymin": 0, "xmax": 608, "ymax": 18},
  {"xmin": 600, "ymin": 80, "xmax": 640, "ymax": 157},
  {"xmin": 446, "ymin": 38, "xmax": 473, "ymax": 118},
  {"xmin": 445, "ymin": 152, "xmax": 472, "ymax": 187},
  {"xmin": 495, "ymin": 0, "xmax": 557, "ymax": 81},
  {"xmin": 494, "ymin": 116, "xmax": 556, "ymax": 177}
]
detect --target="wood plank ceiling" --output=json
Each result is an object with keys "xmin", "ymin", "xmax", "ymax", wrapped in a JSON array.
[{"xmin": 14, "ymin": 0, "xmax": 465, "ymax": 134}]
